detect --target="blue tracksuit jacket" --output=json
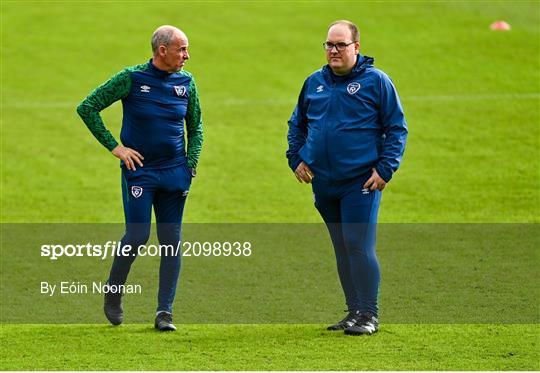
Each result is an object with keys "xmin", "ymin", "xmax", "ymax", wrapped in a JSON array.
[{"xmin": 286, "ymin": 55, "xmax": 408, "ymax": 182}]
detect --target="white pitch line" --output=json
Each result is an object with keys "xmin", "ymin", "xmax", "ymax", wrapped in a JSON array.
[
  {"xmin": 2, "ymin": 93, "xmax": 539, "ymax": 109},
  {"xmin": 404, "ymin": 93, "xmax": 540, "ymax": 102}
]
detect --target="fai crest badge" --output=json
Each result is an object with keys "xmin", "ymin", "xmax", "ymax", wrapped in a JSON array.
[
  {"xmin": 131, "ymin": 186, "xmax": 143, "ymax": 198},
  {"xmin": 174, "ymin": 85, "xmax": 186, "ymax": 97},
  {"xmin": 347, "ymin": 82, "xmax": 361, "ymax": 95}
]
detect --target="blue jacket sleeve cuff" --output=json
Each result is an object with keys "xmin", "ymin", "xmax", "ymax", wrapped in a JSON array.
[
  {"xmin": 289, "ymin": 156, "xmax": 303, "ymax": 172},
  {"xmin": 375, "ymin": 165, "xmax": 393, "ymax": 183}
]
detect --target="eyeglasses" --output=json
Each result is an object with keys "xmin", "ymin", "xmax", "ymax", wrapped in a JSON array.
[{"xmin": 322, "ymin": 41, "xmax": 355, "ymax": 51}]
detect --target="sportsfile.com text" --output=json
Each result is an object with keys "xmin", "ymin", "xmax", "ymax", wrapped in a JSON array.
[{"xmin": 40, "ymin": 241, "xmax": 253, "ymax": 260}]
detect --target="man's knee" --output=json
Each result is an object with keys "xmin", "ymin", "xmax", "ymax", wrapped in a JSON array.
[
  {"xmin": 156, "ymin": 224, "xmax": 181, "ymax": 246},
  {"xmin": 122, "ymin": 224, "xmax": 151, "ymax": 247}
]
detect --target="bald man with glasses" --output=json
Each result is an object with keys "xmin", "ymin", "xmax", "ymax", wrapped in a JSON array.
[{"xmin": 286, "ymin": 20, "xmax": 408, "ymax": 335}]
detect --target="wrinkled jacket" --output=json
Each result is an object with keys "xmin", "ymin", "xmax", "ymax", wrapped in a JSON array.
[{"xmin": 287, "ymin": 55, "xmax": 407, "ymax": 182}]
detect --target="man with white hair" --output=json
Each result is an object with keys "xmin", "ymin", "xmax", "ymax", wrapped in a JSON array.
[{"xmin": 77, "ymin": 25, "xmax": 203, "ymax": 331}]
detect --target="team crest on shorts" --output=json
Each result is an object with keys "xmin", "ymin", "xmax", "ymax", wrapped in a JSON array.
[
  {"xmin": 347, "ymin": 82, "xmax": 361, "ymax": 95},
  {"xmin": 174, "ymin": 85, "xmax": 186, "ymax": 97},
  {"xmin": 131, "ymin": 186, "xmax": 143, "ymax": 198}
]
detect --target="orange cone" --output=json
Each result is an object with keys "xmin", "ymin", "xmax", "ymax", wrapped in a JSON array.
[{"xmin": 490, "ymin": 21, "xmax": 511, "ymax": 31}]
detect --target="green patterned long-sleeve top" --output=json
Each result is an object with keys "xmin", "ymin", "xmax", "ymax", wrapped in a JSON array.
[{"xmin": 77, "ymin": 60, "xmax": 203, "ymax": 169}]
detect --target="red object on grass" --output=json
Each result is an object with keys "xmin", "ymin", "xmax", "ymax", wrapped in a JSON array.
[{"xmin": 490, "ymin": 21, "xmax": 511, "ymax": 31}]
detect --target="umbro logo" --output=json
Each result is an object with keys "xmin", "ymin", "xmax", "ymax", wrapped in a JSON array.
[
  {"xmin": 347, "ymin": 82, "xmax": 361, "ymax": 95},
  {"xmin": 140, "ymin": 85, "xmax": 151, "ymax": 93},
  {"xmin": 316, "ymin": 85, "xmax": 324, "ymax": 93}
]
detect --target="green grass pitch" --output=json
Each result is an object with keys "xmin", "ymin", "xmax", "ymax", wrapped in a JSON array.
[{"xmin": 1, "ymin": 1, "xmax": 539, "ymax": 371}]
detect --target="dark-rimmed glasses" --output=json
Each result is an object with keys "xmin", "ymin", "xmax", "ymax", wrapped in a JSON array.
[{"xmin": 323, "ymin": 41, "xmax": 355, "ymax": 51}]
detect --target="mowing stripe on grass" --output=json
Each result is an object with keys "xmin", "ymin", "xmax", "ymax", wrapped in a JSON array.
[{"xmin": 3, "ymin": 92, "xmax": 539, "ymax": 109}]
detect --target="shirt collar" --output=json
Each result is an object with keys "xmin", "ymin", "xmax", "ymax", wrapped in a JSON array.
[{"xmin": 148, "ymin": 58, "xmax": 173, "ymax": 77}]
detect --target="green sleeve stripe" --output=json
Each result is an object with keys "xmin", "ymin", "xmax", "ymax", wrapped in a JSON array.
[
  {"xmin": 185, "ymin": 75, "xmax": 203, "ymax": 169},
  {"xmin": 76, "ymin": 68, "xmax": 133, "ymax": 151}
]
